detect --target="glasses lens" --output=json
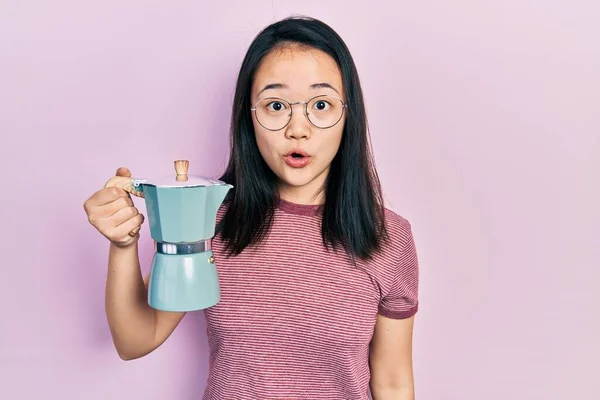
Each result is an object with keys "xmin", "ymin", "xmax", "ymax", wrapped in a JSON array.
[
  {"xmin": 254, "ymin": 98, "xmax": 291, "ymax": 130},
  {"xmin": 307, "ymin": 96, "xmax": 344, "ymax": 129}
]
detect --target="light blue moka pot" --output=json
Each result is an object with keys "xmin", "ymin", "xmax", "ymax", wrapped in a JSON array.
[{"xmin": 125, "ymin": 160, "xmax": 232, "ymax": 312}]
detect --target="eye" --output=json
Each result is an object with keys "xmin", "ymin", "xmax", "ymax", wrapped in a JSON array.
[
  {"xmin": 266, "ymin": 101, "xmax": 287, "ymax": 112},
  {"xmin": 312, "ymin": 100, "xmax": 331, "ymax": 111}
]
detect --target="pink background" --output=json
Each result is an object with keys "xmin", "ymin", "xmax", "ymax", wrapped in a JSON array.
[{"xmin": 1, "ymin": 1, "xmax": 598, "ymax": 399}]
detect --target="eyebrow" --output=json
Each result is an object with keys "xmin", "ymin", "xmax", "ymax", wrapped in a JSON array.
[
  {"xmin": 310, "ymin": 82, "xmax": 340, "ymax": 94},
  {"xmin": 257, "ymin": 82, "xmax": 341, "ymax": 95},
  {"xmin": 258, "ymin": 83, "xmax": 287, "ymax": 95}
]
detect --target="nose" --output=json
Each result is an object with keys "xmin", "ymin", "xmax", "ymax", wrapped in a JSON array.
[{"xmin": 284, "ymin": 103, "xmax": 311, "ymax": 140}]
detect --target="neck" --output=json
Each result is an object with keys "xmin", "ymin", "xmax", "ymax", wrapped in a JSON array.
[
  {"xmin": 279, "ymin": 184, "xmax": 325, "ymax": 205},
  {"xmin": 278, "ymin": 177, "xmax": 327, "ymax": 206}
]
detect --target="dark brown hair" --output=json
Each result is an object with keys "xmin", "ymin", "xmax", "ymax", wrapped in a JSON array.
[{"xmin": 217, "ymin": 15, "xmax": 388, "ymax": 260}]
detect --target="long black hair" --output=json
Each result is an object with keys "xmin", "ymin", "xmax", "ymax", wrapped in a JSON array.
[{"xmin": 217, "ymin": 15, "xmax": 388, "ymax": 260}]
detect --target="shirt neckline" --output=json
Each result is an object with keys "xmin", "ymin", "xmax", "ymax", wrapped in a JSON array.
[{"xmin": 277, "ymin": 198, "xmax": 322, "ymax": 216}]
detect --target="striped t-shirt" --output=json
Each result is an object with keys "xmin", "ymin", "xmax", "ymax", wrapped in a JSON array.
[{"xmin": 202, "ymin": 199, "xmax": 419, "ymax": 399}]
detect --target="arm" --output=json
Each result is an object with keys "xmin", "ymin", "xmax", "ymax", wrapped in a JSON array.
[
  {"xmin": 369, "ymin": 314, "xmax": 415, "ymax": 400},
  {"xmin": 369, "ymin": 216, "xmax": 420, "ymax": 399},
  {"xmin": 85, "ymin": 169, "xmax": 186, "ymax": 360},
  {"xmin": 105, "ymin": 240, "xmax": 186, "ymax": 360}
]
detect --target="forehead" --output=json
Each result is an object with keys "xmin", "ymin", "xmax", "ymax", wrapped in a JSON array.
[{"xmin": 252, "ymin": 46, "xmax": 343, "ymax": 93}]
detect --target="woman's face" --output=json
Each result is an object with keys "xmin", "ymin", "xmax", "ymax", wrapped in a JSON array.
[{"xmin": 251, "ymin": 45, "xmax": 346, "ymax": 204}]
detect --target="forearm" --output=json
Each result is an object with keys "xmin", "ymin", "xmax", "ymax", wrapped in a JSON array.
[
  {"xmin": 371, "ymin": 386, "xmax": 414, "ymax": 400},
  {"xmin": 105, "ymin": 240, "xmax": 157, "ymax": 360}
]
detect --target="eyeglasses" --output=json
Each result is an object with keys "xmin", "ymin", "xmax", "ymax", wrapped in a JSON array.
[{"xmin": 250, "ymin": 95, "xmax": 347, "ymax": 131}]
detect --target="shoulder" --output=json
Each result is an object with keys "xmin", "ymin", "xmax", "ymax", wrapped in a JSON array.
[
  {"xmin": 382, "ymin": 207, "xmax": 415, "ymax": 252},
  {"xmin": 353, "ymin": 205, "xmax": 417, "ymax": 273},
  {"xmin": 362, "ymin": 206, "xmax": 419, "ymax": 280}
]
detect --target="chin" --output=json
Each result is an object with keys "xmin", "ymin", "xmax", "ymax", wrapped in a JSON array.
[
  {"xmin": 277, "ymin": 165, "xmax": 327, "ymax": 189},
  {"xmin": 278, "ymin": 172, "xmax": 313, "ymax": 188}
]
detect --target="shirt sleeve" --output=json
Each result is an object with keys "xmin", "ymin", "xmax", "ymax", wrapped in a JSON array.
[{"xmin": 378, "ymin": 224, "xmax": 420, "ymax": 319}]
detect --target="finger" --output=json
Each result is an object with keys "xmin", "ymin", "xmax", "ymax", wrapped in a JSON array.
[
  {"xmin": 89, "ymin": 187, "xmax": 130, "ymax": 207},
  {"xmin": 108, "ymin": 205, "xmax": 139, "ymax": 226},
  {"xmin": 103, "ymin": 175, "xmax": 143, "ymax": 198},
  {"xmin": 114, "ymin": 213, "xmax": 144, "ymax": 238},
  {"xmin": 94, "ymin": 195, "xmax": 134, "ymax": 218},
  {"xmin": 116, "ymin": 167, "xmax": 131, "ymax": 177}
]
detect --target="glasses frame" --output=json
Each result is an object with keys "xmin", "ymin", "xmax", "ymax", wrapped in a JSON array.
[{"xmin": 250, "ymin": 94, "xmax": 348, "ymax": 131}]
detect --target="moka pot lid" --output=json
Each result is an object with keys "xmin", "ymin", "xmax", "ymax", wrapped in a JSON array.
[{"xmin": 132, "ymin": 160, "xmax": 228, "ymax": 188}]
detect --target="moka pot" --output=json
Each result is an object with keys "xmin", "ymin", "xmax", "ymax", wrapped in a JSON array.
[{"xmin": 105, "ymin": 160, "xmax": 233, "ymax": 312}]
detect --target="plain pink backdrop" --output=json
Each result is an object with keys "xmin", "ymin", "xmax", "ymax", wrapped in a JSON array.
[{"xmin": 1, "ymin": 1, "xmax": 598, "ymax": 399}]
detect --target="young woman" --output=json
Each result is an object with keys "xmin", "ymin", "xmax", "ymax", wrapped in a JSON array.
[{"xmin": 84, "ymin": 16, "xmax": 419, "ymax": 400}]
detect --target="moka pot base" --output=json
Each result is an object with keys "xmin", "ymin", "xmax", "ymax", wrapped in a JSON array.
[{"xmin": 147, "ymin": 239, "xmax": 220, "ymax": 312}]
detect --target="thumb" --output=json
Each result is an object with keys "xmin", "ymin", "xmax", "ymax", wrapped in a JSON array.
[{"xmin": 115, "ymin": 167, "xmax": 131, "ymax": 177}]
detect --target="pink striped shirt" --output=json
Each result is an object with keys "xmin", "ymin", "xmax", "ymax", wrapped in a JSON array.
[{"xmin": 202, "ymin": 199, "xmax": 419, "ymax": 399}]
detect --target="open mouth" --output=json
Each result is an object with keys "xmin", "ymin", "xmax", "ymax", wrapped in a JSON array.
[
  {"xmin": 284, "ymin": 150, "xmax": 311, "ymax": 168},
  {"xmin": 286, "ymin": 149, "xmax": 309, "ymax": 158}
]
